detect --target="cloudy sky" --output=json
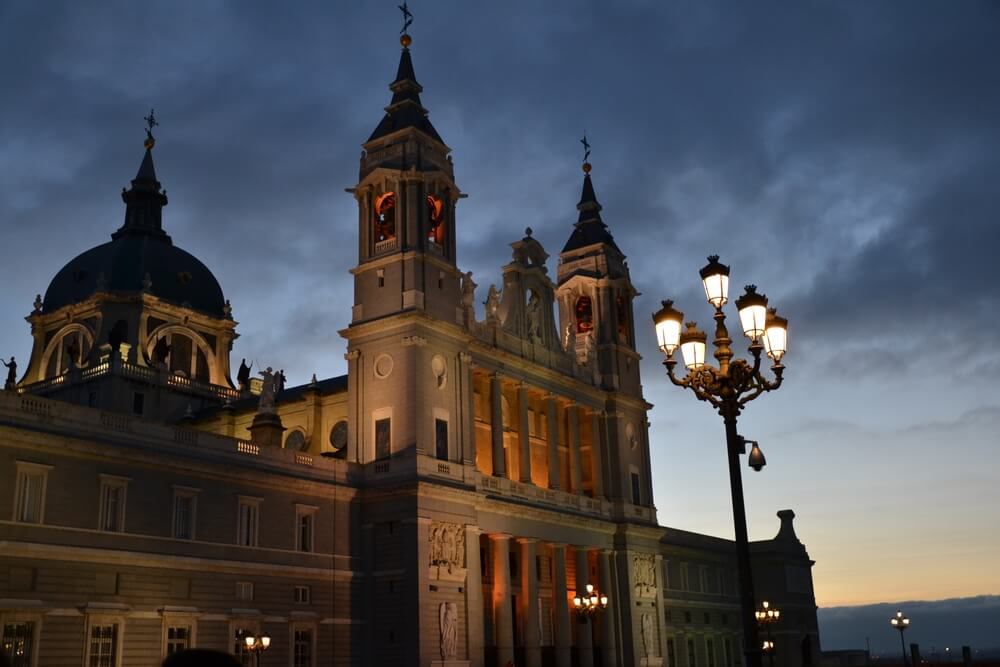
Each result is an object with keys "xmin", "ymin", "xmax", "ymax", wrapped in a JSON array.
[{"xmin": 2, "ymin": 1, "xmax": 998, "ymax": 608}]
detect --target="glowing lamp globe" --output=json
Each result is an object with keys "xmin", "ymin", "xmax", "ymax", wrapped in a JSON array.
[
  {"xmin": 652, "ymin": 300, "xmax": 684, "ymax": 357},
  {"xmin": 679, "ymin": 322, "xmax": 707, "ymax": 370},
  {"xmin": 735, "ymin": 285, "xmax": 768, "ymax": 341},
  {"xmin": 699, "ymin": 255, "xmax": 730, "ymax": 308},
  {"xmin": 763, "ymin": 308, "xmax": 788, "ymax": 362}
]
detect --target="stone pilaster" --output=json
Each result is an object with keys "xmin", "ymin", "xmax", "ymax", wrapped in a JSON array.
[
  {"xmin": 568, "ymin": 403, "xmax": 583, "ymax": 494},
  {"xmin": 518, "ymin": 383, "xmax": 532, "ymax": 483},
  {"xmin": 547, "ymin": 394, "xmax": 561, "ymax": 490},
  {"xmin": 491, "ymin": 534, "xmax": 514, "ymax": 666},
  {"xmin": 490, "ymin": 373, "xmax": 506, "ymax": 477},
  {"xmin": 590, "ymin": 410, "xmax": 604, "ymax": 499},
  {"xmin": 465, "ymin": 526, "xmax": 484, "ymax": 667},
  {"xmin": 519, "ymin": 538, "xmax": 541, "ymax": 667},
  {"xmin": 598, "ymin": 549, "xmax": 618, "ymax": 667},
  {"xmin": 552, "ymin": 544, "xmax": 572, "ymax": 667},
  {"xmin": 459, "ymin": 353, "xmax": 475, "ymax": 466}
]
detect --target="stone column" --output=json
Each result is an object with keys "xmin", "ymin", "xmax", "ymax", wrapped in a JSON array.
[
  {"xmin": 590, "ymin": 410, "xmax": 604, "ymax": 499},
  {"xmin": 575, "ymin": 547, "xmax": 594, "ymax": 667},
  {"xmin": 552, "ymin": 544, "xmax": 572, "ymax": 667},
  {"xmin": 568, "ymin": 403, "xmax": 583, "ymax": 494},
  {"xmin": 654, "ymin": 554, "xmax": 668, "ymax": 663},
  {"xmin": 490, "ymin": 373, "xmax": 506, "ymax": 477},
  {"xmin": 465, "ymin": 526, "xmax": 485, "ymax": 667},
  {"xmin": 598, "ymin": 550, "xmax": 618, "ymax": 667},
  {"xmin": 518, "ymin": 383, "xmax": 532, "ymax": 483},
  {"xmin": 492, "ymin": 534, "xmax": 514, "ymax": 666},
  {"xmin": 460, "ymin": 354, "xmax": 475, "ymax": 466},
  {"xmin": 519, "ymin": 538, "xmax": 541, "ymax": 667},
  {"xmin": 547, "ymin": 394, "xmax": 561, "ymax": 490}
]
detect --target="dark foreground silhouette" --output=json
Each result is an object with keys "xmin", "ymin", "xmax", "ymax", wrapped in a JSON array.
[{"xmin": 162, "ymin": 649, "xmax": 242, "ymax": 667}]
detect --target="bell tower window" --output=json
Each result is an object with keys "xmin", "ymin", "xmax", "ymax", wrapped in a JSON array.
[
  {"xmin": 374, "ymin": 191, "xmax": 397, "ymax": 253},
  {"xmin": 426, "ymin": 195, "xmax": 445, "ymax": 246},
  {"xmin": 575, "ymin": 296, "xmax": 594, "ymax": 334},
  {"xmin": 617, "ymin": 294, "xmax": 631, "ymax": 345}
]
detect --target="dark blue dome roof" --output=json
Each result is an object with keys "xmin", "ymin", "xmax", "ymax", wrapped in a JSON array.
[{"xmin": 42, "ymin": 231, "xmax": 226, "ymax": 318}]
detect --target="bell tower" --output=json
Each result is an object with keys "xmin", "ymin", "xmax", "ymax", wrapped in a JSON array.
[
  {"xmin": 349, "ymin": 30, "xmax": 464, "ymax": 327},
  {"xmin": 556, "ymin": 160, "xmax": 641, "ymax": 396}
]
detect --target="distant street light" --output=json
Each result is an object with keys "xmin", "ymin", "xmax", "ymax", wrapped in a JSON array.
[
  {"xmin": 755, "ymin": 600, "xmax": 781, "ymax": 667},
  {"xmin": 241, "ymin": 632, "xmax": 271, "ymax": 667},
  {"xmin": 890, "ymin": 610, "xmax": 910, "ymax": 666},
  {"xmin": 573, "ymin": 582, "xmax": 609, "ymax": 620},
  {"xmin": 652, "ymin": 256, "xmax": 787, "ymax": 667}
]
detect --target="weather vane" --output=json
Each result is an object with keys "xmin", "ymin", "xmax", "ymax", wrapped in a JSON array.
[
  {"xmin": 144, "ymin": 108, "xmax": 158, "ymax": 149},
  {"xmin": 399, "ymin": 2, "xmax": 413, "ymax": 34},
  {"xmin": 581, "ymin": 134, "xmax": 591, "ymax": 164}
]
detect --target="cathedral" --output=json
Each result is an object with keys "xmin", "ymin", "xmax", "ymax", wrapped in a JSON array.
[{"xmin": 0, "ymin": 23, "xmax": 820, "ymax": 667}]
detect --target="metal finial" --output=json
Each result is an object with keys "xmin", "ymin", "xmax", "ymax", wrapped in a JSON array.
[
  {"xmin": 581, "ymin": 134, "xmax": 591, "ymax": 164},
  {"xmin": 399, "ymin": 2, "xmax": 413, "ymax": 35},
  {"xmin": 143, "ymin": 108, "xmax": 158, "ymax": 149}
]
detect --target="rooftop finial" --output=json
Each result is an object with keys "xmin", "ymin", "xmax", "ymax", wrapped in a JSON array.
[
  {"xmin": 399, "ymin": 2, "xmax": 413, "ymax": 47},
  {"xmin": 581, "ymin": 133, "xmax": 592, "ymax": 173},
  {"xmin": 143, "ymin": 108, "xmax": 158, "ymax": 150}
]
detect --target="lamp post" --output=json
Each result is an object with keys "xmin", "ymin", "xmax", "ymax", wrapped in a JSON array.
[
  {"xmin": 890, "ymin": 610, "xmax": 910, "ymax": 667},
  {"xmin": 572, "ymin": 583, "xmax": 609, "ymax": 620},
  {"xmin": 652, "ymin": 255, "xmax": 788, "ymax": 667},
  {"xmin": 755, "ymin": 600, "xmax": 781, "ymax": 667},
  {"xmin": 241, "ymin": 631, "xmax": 271, "ymax": 667}
]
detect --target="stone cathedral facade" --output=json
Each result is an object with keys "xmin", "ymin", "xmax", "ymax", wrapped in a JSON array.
[{"xmin": 0, "ymin": 30, "xmax": 821, "ymax": 667}]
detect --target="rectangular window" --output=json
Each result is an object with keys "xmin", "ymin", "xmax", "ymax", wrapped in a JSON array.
[
  {"xmin": 684, "ymin": 610, "xmax": 692, "ymax": 624},
  {"xmin": 435, "ymin": 418, "xmax": 448, "ymax": 461},
  {"xmin": 293, "ymin": 628, "xmax": 313, "ymax": 667},
  {"xmin": 630, "ymin": 471, "xmax": 641, "ymax": 505},
  {"xmin": 687, "ymin": 638, "xmax": 697, "ymax": 667},
  {"xmin": 700, "ymin": 566, "xmax": 708, "ymax": 593},
  {"xmin": 165, "ymin": 625, "xmax": 191, "ymax": 655},
  {"xmin": 666, "ymin": 638, "xmax": 676, "ymax": 667},
  {"xmin": 681, "ymin": 563, "xmax": 690, "ymax": 591},
  {"xmin": 172, "ymin": 488, "xmax": 198, "ymax": 540},
  {"xmin": 375, "ymin": 418, "xmax": 391, "ymax": 460},
  {"xmin": 235, "ymin": 581, "xmax": 254, "ymax": 601},
  {"xmin": 707, "ymin": 639, "xmax": 716, "ymax": 667},
  {"xmin": 704, "ymin": 612, "xmax": 711, "ymax": 624},
  {"xmin": 724, "ymin": 638, "xmax": 733, "ymax": 667},
  {"xmin": 13, "ymin": 462, "xmax": 50, "ymax": 524},
  {"xmin": 1, "ymin": 621, "xmax": 34, "ymax": 667},
  {"xmin": 87, "ymin": 623, "xmax": 119, "ymax": 667},
  {"xmin": 99, "ymin": 476, "xmax": 128, "ymax": 532},
  {"xmin": 132, "ymin": 392, "xmax": 145, "ymax": 415},
  {"xmin": 295, "ymin": 506, "xmax": 316, "ymax": 552},
  {"xmin": 294, "ymin": 585, "xmax": 311, "ymax": 604},
  {"xmin": 237, "ymin": 497, "xmax": 260, "ymax": 547}
]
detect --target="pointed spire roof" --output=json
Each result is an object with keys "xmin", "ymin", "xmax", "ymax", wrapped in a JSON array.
[
  {"xmin": 562, "ymin": 164, "xmax": 621, "ymax": 254},
  {"xmin": 113, "ymin": 116, "xmax": 169, "ymax": 240},
  {"xmin": 368, "ymin": 34, "xmax": 444, "ymax": 144}
]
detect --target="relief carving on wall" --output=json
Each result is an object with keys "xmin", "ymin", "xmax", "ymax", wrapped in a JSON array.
[
  {"xmin": 633, "ymin": 552, "xmax": 657, "ymax": 599},
  {"xmin": 429, "ymin": 521, "xmax": 466, "ymax": 574}
]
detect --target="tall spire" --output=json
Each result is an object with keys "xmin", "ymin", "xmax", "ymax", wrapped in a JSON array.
[
  {"xmin": 562, "ymin": 140, "xmax": 620, "ymax": 253},
  {"xmin": 114, "ymin": 109, "xmax": 169, "ymax": 240},
  {"xmin": 367, "ymin": 13, "xmax": 444, "ymax": 144}
]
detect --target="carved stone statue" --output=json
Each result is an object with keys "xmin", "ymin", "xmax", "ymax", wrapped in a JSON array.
[
  {"xmin": 428, "ymin": 521, "xmax": 465, "ymax": 573},
  {"xmin": 526, "ymin": 291, "xmax": 543, "ymax": 343},
  {"xmin": 236, "ymin": 358, "xmax": 253, "ymax": 390},
  {"xmin": 461, "ymin": 271, "xmax": 477, "ymax": 309},
  {"xmin": 563, "ymin": 321, "xmax": 576, "ymax": 352},
  {"xmin": 32, "ymin": 295, "xmax": 42, "ymax": 314},
  {"xmin": 141, "ymin": 273, "xmax": 153, "ymax": 292},
  {"xmin": 633, "ymin": 553, "xmax": 657, "ymax": 599},
  {"xmin": 152, "ymin": 336, "xmax": 170, "ymax": 367},
  {"xmin": 439, "ymin": 602, "xmax": 458, "ymax": 659},
  {"xmin": 484, "ymin": 284, "xmax": 501, "ymax": 322},
  {"xmin": 258, "ymin": 366, "xmax": 277, "ymax": 414},
  {"xmin": 641, "ymin": 612, "xmax": 655, "ymax": 658},
  {"xmin": 2, "ymin": 356, "xmax": 17, "ymax": 390},
  {"xmin": 276, "ymin": 369, "xmax": 287, "ymax": 393},
  {"xmin": 96, "ymin": 272, "xmax": 107, "ymax": 291}
]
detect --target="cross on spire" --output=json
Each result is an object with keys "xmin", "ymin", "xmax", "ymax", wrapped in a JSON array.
[
  {"xmin": 143, "ymin": 108, "xmax": 158, "ymax": 149},
  {"xmin": 581, "ymin": 134, "xmax": 591, "ymax": 164},
  {"xmin": 399, "ymin": 2, "xmax": 413, "ymax": 34}
]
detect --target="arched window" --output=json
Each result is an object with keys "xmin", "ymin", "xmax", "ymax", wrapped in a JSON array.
[
  {"xmin": 44, "ymin": 326, "xmax": 93, "ymax": 377},
  {"xmin": 374, "ymin": 191, "xmax": 397, "ymax": 250},
  {"xmin": 575, "ymin": 295, "xmax": 594, "ymax": 334},
  {"xmin": 146, "ymin": 328, "xmax": 212, "ymax": 383},
  {"xmin": 426, "ymin": 195, "xmax": 445, "ymax": 246}
]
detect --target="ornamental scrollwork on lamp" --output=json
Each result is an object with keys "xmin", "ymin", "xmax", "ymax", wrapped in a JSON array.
[
  {"xmin": 428, "ymin": 521, "xmax": 465, "ymax": 574},
  {"xmin": 633, "ymin": 552, "xmax": 657, "ymax": 599}
]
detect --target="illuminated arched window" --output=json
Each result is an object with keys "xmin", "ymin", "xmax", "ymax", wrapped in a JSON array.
[
  {"xmin": 147, "ymin": 329, "xmax": 211, "ymax": 383},
  {"xmin": 374, "ymin": 192, "xmax": 397, "ymax": 249},
  {"xmin": 45, "ymin": 327, "xmax": 93, "ymax": 377},
  {"xmin": 575, "ymin": 295, "xmax": 594, "ymax": 334},
  {"xmin": 426, "ymin": 195, "xmax": 445, "ymax": 246}
]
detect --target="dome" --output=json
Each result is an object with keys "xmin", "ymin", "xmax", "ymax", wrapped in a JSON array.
[{"xmin": 42, "ymin": 231, "xmax": 227, "ymax": 318}]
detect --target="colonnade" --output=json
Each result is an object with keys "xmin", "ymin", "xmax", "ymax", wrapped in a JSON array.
[
  {"xmin": 476, "ymin": 370, "xmax": 607, "ymax": 500},
  {"xmin": 468, "ymin": 532, "xmax": 619, "ymax": 667}
]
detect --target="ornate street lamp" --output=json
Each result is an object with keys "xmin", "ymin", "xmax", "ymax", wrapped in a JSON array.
[
  {"xmin": 890, "ymin": 610, "xmax": 910, "ymax": 666},
  {"xmin": 573, "ymin": 583, "xmax": 609, "ymax": 620},
  {"xmin": 241, "ymin": 632, "xmax": 271, "ymax": 666},
  {"xmin": 652, "ymin": 255, "xmax": 788, "ymax": 667},
  {"xmin": 755, "ymin": 600, "xmax": 781, "ymax": 667}
]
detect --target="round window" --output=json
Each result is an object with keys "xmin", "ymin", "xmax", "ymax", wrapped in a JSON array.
[
  {"xmin": 284, "ymin": 430, "xmax": 307, "ymax": 451},
  {"xmin": 330, "ymin": 420, "xmax": 348, "ymax": 451}
]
